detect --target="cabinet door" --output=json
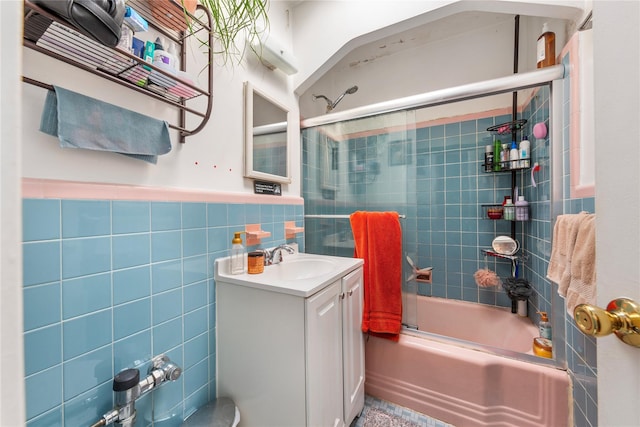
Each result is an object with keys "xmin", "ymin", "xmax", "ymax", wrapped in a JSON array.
[
  {"xmin": 306, "ymin": 280, "xmax": 343, "ymax": 427},
  {"xmin": 342, "ymin": 267, "xmax": 365, "ymax": 425}
]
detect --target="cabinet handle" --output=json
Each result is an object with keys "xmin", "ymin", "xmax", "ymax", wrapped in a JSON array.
[
  {"xmin": 340, "ymin": 292, "xmax": 345, "ymax": 299},
  {"xmin": 348, "ymin": 290, "xmax": 354, "ymax": 297}
]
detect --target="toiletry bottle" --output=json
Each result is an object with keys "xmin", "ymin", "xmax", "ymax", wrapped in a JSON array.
[
  {"xmin": 484, "ymin": 145, "xmax": 493, "ymax": 172},
  {"xmin": 501, "ymin": 143, "xmax": 509, "ymax": 170},
  {"xmin": 230, "ymin": 232, "xmax": 247, "ymax": 275},
  {"xmin": 493, "ymin": 139, "xmax": 502, "ymax": 171},
  {"xmin": 509, "ymin": 141, "xmax": 520, "ymax": 169},
  {"xmin": 503, "ymin": 198, "xmax": 515, "ymax": 221},
  {"xmin": 538, "ymin": 311, "xmax": 552, "ymax": 340},
  {"xmin": 515, "ymin": 196, "xmax": 529, "ymax": 221},
  {"xmin": 167, "ymin": 44, "xmax": 178, "ymax": 72},
  {"xmin": 519, "ymin": 136, "xmax": 530, "ymax": 168},
  {"xmin": 537, "ymin": 22, "xmax": 556, "ymax": 68}
]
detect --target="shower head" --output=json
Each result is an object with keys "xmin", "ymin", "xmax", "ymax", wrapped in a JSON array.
[
  {"xmin": 344, "ymin": 85, "xmax": 359, "ymax": 95},
  {"xmin": 312, "ymin": 85, "xmax": 359, "ymax": 113}
]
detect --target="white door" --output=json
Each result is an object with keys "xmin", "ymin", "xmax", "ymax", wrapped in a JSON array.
[
  {"xmin": 306, "ymin": 280, "xmax": 343, "ymax": 427},
  {"xmin": 342, "ymin": 267, "xmax": 365, "ymax": 425},
  {"xmin": 594, "ymin": 2, "xmax": 640, "ymax": 425}
]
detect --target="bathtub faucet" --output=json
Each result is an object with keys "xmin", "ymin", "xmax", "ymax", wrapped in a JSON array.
[{"xmin": 265, "ymin": 244, "xmax": 296, "ymax": 265}]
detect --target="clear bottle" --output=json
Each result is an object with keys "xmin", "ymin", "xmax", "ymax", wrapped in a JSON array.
[
  {"xmin": 503, "ymin": 198, "xmax": 515, "ymax": 221},
  {"xmin": 230, "ymin": 232, "xmax": 247, "ymax": 275},
  {"xmin": 515, "ymin": 195, "xmax": 529, "ymax": 221},
  {"xmin": 537, "ymin": 22, "xmax": 556, "ymax": 68},
  {"xmin": 501, "ymin": 143, "xmax": 509, "ymax": 170},
  {"xmin": 538, "ymin": 311, "xmax": 552, "ymax": 340},
  {"xmin": 519, "ymin": 136, "xmax": 530, "ymax": 168}
]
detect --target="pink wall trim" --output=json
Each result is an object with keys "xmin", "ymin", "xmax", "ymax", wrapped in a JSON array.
[
  {"xmin": 562, "ymin": 33, "xmax": 595, "ymax": 199},
  {"xmin": 22, "ymin": 178, "xmax": 304, "ymax": 205}
]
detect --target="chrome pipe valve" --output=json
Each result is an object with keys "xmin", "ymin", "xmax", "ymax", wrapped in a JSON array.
[{"xmin": 94, "ymin": 354, "xmax": 182, "ymax": 427}]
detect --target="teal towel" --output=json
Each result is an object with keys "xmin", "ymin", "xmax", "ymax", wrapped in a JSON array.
[{"xmin": 40, "ymin": 86, "xmax": 171, "ymax": 164}]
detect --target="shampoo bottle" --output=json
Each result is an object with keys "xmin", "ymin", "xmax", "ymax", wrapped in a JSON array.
[
  {"xmin": 509, "ymin": 141, "xmax": 520, "ymax": 169},
  {"xmin": 230, "ymin": 232, "xmax": 247, "ymax": 275},
  {"xmin": 519, "ymin": 136, "xmax": 530, "ymax": 168},
  {"xmin": 538, "ymin": 311, "xmax": 552, "ymax": 340},
  {"xmin": 537, "ymin": 23, "xmax": 556, "ymax": 68}
]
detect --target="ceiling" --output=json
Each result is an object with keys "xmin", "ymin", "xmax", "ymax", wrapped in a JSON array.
[{"xmin": 332, "ymin": 11, "xmax": 515, "ymax": 71}]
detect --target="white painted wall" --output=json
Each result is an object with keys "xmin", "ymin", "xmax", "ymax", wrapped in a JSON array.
[
  {"xmin": 21, "ymin": 1, "xmax": 300, "ymax": 196},
  {"xmin": 0, "ymin": 2, "xmax": 25, "ymax": 426},
  {"xmin": 290, "ymin": 0, "xmax": 584, "ymax": 95}
]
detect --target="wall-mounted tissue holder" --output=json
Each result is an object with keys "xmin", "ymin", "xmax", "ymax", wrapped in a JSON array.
[
  {"xmin": 285, "ymin": 221, "xmax": 304, "ymax": 239},
  {"xmin": 246, "ymin": 224, "xmax": 271, "ymax": 246}
]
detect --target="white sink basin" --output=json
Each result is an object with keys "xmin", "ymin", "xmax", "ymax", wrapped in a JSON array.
[
  {"xmin": 215, "ymin": 252, "xmax": 363, "ymax": 297},
  {"xmin": 264, "ymin": 257, "xmax": 337, "ymax": 281}
]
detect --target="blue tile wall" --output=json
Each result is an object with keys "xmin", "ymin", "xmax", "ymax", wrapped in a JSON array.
[{"xmin": 22, "ymin": 198, "xmax": 304, "ymax": 426}]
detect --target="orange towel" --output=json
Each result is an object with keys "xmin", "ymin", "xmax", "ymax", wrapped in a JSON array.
[{"xmin": 350, "ymin": 211, "xmax": 403, "ymax": 341}]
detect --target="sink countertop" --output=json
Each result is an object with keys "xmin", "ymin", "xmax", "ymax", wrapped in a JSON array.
[{"xmin": 215, "ymin": 252, "xmax": 363, "ymax": 298}]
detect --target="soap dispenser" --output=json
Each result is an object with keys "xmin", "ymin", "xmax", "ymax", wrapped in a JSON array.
[
  {"xmin": 538, "ymin": 311, "xmax": 552, "ymax": 340},
  {"xmin": 230, "ymin": 232, "xmax": 247, "ymax": 275}
]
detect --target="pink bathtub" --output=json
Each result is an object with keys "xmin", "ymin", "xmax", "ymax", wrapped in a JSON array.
[{"xmin": 365, "ymin": 296, "xmax": 570, "ymax": 427}]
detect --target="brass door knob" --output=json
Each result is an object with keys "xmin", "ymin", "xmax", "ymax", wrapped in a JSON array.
[{"xmin": 574, "ymin": 298, "xmax": 640, "ymax": 347}]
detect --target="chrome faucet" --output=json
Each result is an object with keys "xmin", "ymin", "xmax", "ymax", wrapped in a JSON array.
[{"xmin": 265, "ymin": 244, "xmax": 295, "ymax": 265}]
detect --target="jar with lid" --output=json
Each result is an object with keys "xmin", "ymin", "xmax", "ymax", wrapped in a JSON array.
[{"xmin": 247, "ymin": 251, "xmax": 265, "ymax": 274}]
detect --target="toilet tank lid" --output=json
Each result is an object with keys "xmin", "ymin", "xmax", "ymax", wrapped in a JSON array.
[{"xmin": 181, "ymin": 397, "xmax": 238, "ymax": 427}]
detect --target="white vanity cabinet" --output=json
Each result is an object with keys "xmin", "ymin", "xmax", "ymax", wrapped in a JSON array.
[{"xmin": 215, "ymin": 254, "xmax": 364, "ymax": 427}]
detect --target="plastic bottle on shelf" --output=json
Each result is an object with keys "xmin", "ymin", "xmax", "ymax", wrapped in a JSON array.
[
  {"xmin": 493, "ymin": 139, "xmax": 502, "ymax": 171},
  {"xmin": 152, "ymin": 37, "xmax": 177, "ymax": 75},
  {"xmin": 503, "ymin": 198, "xmax": 515, "ymax": 220},
  {"xmin": 230, "ymin": 232, "xmax": 247, "ymax": 275},
  {"xmin": 515, "ymin": 196, "xmax": 529, "ymax": 221},
  {"xmin": 537, "ymin": 22, "xmax": 556, "ymax": 68},
  {"xmin": 500, "ymin": 143, "xmax": 509, "ymax": 170},
  {"xmin": 484, "ymin": 145, "xmax": 493, "ymax": 172},
  {"xmin": 509, "ymin": 141, "xmax": 520, "ymax": 169},
  {"xmin": 519, "ymin": 136, "xmax": 530, "ymax": 168}
]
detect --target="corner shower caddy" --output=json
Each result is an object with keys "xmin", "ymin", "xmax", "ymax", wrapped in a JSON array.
[
  {"xmin": 21, "ymin": 0, "xmax": 214, "ymax": 144},
  {"xmin": 480, "ymin": 118, "xmax": 530, "ymax": 262}
]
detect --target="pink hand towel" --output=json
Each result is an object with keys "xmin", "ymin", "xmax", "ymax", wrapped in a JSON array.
[
  {"xmin": 547, "ymin": 212, "xmax": 589, "ymax": 296},
  {"xmin": 565, "ymin": 214, "xmax": 596, "ymax": 316}
]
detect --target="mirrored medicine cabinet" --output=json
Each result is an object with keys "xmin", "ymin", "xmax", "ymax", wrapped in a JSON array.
[{"xmin": 244, "ymin": 81, "xmax": 291, "ymax": 183}]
